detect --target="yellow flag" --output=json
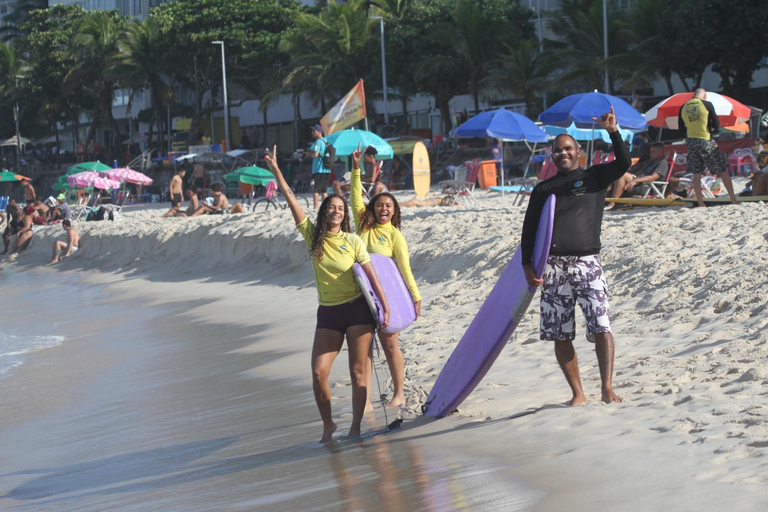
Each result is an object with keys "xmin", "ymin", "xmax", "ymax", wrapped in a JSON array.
[{"xmin": 320, "ymin": 80, "xmax": 367, "ymax": 136}]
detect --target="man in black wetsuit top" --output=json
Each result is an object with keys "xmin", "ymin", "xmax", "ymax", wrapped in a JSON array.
[{"xmin": 521, "ymin": 107, "xmax": 626, "ymax": 406}]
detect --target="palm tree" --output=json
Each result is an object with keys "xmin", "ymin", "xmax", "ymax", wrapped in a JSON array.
[
  {"xmin": 279, "ymin": 0, "xmax": 375, "ymax": 114},
  {"xmin": 0, "ymin": 42, "xmax": 25, "ymax": 94},
  {"xmin": 484, "ymin": 40, "xmax": 554, "ymax": 119},
  {"xmin": 116, "ymin": 17, "xmax": 172, "ymax": 153},
  {"xmin": 68, "ymin": 11, "xmax": 126, "ymax": 158},
  {"xmin": 545, "ymin": 0, "xmax": 631, "ymax": 95},
  {"xmin": 423, "ymin": 0, "xmax": 525, "ymax": 113}
]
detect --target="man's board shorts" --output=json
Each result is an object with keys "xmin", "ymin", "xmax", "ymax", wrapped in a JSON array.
[
  {"xmin": 686, "ymin": 138, "xmax": 727, "ymax": 175},
  {"xmin": 540, "ymin": 254, "xmax": 612, "ymax": 342},
  {"xmin": 316, "ymin": 295, "xmax": 376, "ymax": 333},
  {"xmin": 312, "ymin": 172, "xmax": 331, "ymax": 194},
  {"xmin": 171, "ymin": 193, "xmax": 182, "ymax": 207}
]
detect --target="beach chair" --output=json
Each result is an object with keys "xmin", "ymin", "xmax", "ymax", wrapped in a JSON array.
[
  {"xmin": 72, "ymin": 193, "xmax": 100, "ymax": 221},
  {"xmin": 640, "ymin": 151, "xmax": 677, "ymax": 198},
  {"xmin": 440, "ymin": 158, "xmax": 481, "ymax": 205},
  {"xmin": 0, "ymin": 196, "xmax": 8, "ymax": 213},
  {"xmin": 106, "ymin": 191, "xmax": 130, "ymax": 220}
]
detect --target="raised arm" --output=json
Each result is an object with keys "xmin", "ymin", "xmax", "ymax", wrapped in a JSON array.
[
  {"xmin": 349, "ymin": 143, "xmax": 365, "ymax": 229},
  {"xmin": 264, "ymin": 145, "xmax": 306, "ymax": 225}
]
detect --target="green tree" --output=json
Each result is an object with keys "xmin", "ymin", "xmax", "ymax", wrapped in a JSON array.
[
  {"xmin": 424, "ymin": 0, "xmax": 535, "ymax": 113},
  {"xmin": 68, "ymin": 10, "xmax": 128, "ymax": 157},
  {"xmin": 115, "ymin": 17, "xmax": 172, "ymax": 152},
  {"xmin": 0, "ymin": 0, "xmax": 47, "ymax": 41},
  {"xmin": 151, "ymin": 0, "xmax": 299, "ymax": 147}
]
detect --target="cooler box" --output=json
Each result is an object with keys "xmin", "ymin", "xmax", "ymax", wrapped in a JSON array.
[{"xmin": 478, "ymin": 160, "xmax": 498, "ymax": 189}]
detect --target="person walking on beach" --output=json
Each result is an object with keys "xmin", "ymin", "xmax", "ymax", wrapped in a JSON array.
[
  {"xmin": 49, "ymin": 219, "xmax": 80, "ymax": 264},
  {"xmin": 21, "ymin": 179, "xmax": 35, "ymax": 205},
  {"xmin": 169, "ymin": 168, "xmax": 186, "ymax": 214},
  {"xmin": 348, "ymin": 144, "xmax": 421, "ymax": 410},
  {"xmin": 678, "ymin": 88, "xmax": 738, "ymax": 207},
  {"xmin": 75, "ymin": 139, "xmax": 86, "ymax": 163},
  {"xmin": 264, "ymin": 144, "xmax": 390, "ymax": 443},
  {"xmin": 521, "ymin": 107, "xmax": 626, "ymax": 406},
  {"xmin": 306, "ymin": 125, "xmax": 331, "ymax": 209}
]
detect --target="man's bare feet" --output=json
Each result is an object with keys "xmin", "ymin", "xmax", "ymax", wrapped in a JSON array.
[
  {"xmin": 364, "ymin": 401, "xmax": 374, "ymax": 414},
  {"xmin": 386, "ymin": 395, "xmax": 405, "ymax": 408},
  {"xmin": 601, "ymin": 388, "xmax": 624, "ymax": 404},
  {"xmin": 567, "ymin": 394, "xmax": 588, "ymax": 407},
  {"xmin": 320, "ymin": 421, "xmax": 337, "ymax": 443}
]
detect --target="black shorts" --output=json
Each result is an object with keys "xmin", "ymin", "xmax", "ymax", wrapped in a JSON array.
[
  {"xmin": 171, "ymin": 193, "xmax": 182, "ymax": 207},
  {"xmin": 312, "ymin": 173, "xmax": 330, "ymax": 194},
  {"xmin": 316, "ymin": 296, "xmax": 376, "ymax": 333}
]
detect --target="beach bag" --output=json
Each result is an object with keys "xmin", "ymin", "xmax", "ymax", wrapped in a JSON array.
[{"xmin": 321, "ymin": 138, "xmax": 336, "ymax": 169}]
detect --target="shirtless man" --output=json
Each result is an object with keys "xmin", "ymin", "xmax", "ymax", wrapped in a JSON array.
[
  {"xmin": 9, "ymin": 205, "xmax": 35, "ymax": 257},
  {"xmin": 190, "ymin": 161, "xmax": 206, "ymax": 190},
  {"xmin": 160, "ymin": 168, "xmax": 186, "ymax": 217},
  {"xmin": 158, "ymin": 187, "xmax": 200, "ymax": 218},
  {"xmin": 2, "ymin": 199, "xmax": 21, "ymax": 254},
  {"xmin": 75, "ymin": 139, "xmax": 86, "ymax": 163},
  {"xmin": 332, "ymin": 146, "xmax": 387, "ymax": 198},
  {"xmin": 190, "ymin": 183, "xmax": 240, "ymax": 215},
  {"xmin": 49, "ymin": 219, "xmax": 80, "ymax": 264},
  {"xmin": 21, "ymin": 179, "xmax": 35, "ymax": 205},
  {"xmin": 31, "ymin": 197, "xmax": 50, "ymax": 220}
]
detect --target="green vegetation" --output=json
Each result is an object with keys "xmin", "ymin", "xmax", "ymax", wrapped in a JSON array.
[{"xmin": 0, "ymin": 0, "xmax": 766, "ymax": 158}]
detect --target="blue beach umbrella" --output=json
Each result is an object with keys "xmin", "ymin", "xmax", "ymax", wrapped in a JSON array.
[
  {"xmin": 324, "ymin": 129, "xmax": 393, "ymax": 159},
  {"xmin": 455, "ymin": 109, "xmax": 547, "ymax": 204},
  {"xmin": 539, "ymin": 91, "xmax": 648, "ymax": 130}
]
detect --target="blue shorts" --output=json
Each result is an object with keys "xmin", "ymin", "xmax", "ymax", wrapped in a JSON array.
[{"xmin": 316, "ymin": 296, "xmax": 375, "ymax": 333}]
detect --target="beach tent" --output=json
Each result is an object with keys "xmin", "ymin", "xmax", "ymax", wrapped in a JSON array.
[{"xmin": 455, "ymin": 108, "xmax": 547, "ymax": 204}]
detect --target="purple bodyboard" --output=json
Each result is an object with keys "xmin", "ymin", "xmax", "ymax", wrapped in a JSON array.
[
  {"xmin": 353, "ymin": 253, "xmax": 417, "ymax": 334},
  {"xmin": 424, "ymin": 194, "xmax": 556, "ymax": 418}
]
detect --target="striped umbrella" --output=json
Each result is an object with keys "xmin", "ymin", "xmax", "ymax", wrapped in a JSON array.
[
  {"xmin": 67, "ymin": 172, "xmax": 120, "ymax": 190},
  {"xmin": 644, "ymin": 92, "xmax": 751, "ymax": 130},
  {"xmin": 103, "ymin": 168, "xmax": 153, "ymax": 185},
  {"xmin": 0, "ymin": 170, "xmax": 30, "ymax": 183}
]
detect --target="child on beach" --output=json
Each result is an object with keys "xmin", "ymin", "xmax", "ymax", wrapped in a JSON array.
[
  {"xmin": 263, "ymin": 145, "xmax": 390, "ymax": 443},
  {"xmin": 349, "ymin": 144, "xmax": 421, "ymax": 409}
]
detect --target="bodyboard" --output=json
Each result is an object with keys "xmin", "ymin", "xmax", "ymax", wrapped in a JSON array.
[
  {"xmin": 607, "ymin": 197, "xmax": 689, "ymax": 207},
  {"xmin": 412, "ymin": 141, "xmax": 431, "ymax": 199},
  {"xmin": 424, "ymin": 194, "xmax": 556, "ymax": 418},
  {"xmin": 353, "ymin": 253, "xmax": 417, "ymax": 335},
  {"xmin": 682, "ymin": 195, "xmax": 768, "ymax": 205}
]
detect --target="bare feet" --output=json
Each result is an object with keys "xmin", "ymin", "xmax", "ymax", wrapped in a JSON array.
[
  {"xmin": 386, "ymin": 395, "xmax": 405, "ymax": 408},
  {"xmin": 567, "ymin": 394, "xmax": 588, "ymax": 407},
  {"xmin": 601, "ymin": 387, "xmax": 624, "ymax": 404},
  {"xmin": 320, "ymin": 421, "xmax": 337, "ymax": 443},
  {"xmin": 48, "ymin": 259, "xmax": 58, "ymax": 265},
  {"xmin": 347, "ymin": 426, "xmax": 361, "ymax": 439},
  {"xmin": 364, "ymin": 401, "xmax": 374, "ymax": 414}
]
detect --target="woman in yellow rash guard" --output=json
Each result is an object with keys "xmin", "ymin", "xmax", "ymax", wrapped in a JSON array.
[
  {"xmin": 264, "ymin": 145, "xmax": 390, "ymax": 443},
  {"xmin": 349, "ymin": 144, "xmax": 421, "ymax": 409}
]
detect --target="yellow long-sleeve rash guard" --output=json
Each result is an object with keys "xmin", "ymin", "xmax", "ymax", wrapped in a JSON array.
[{"xmin": 350, "ymin": 167, "xmax": 421, "ymax": 303}]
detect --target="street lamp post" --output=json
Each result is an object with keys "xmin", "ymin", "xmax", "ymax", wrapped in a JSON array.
[
  {"xmin": 212, "ymin": 41, "xmax": 230, "ymax": 151},
  {"xmin": 369, "ymin": 16, "xmax": 389, "ymax": 125},
  {"xmin": 603, "ymin": 0, "xmax": 610, "ymax": 94},
  {"xmin": 14, "ymin": 75, "xmax": 22, "ymax": 173}
]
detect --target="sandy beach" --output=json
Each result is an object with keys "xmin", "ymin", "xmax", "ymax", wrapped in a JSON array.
[{"xmin": 0, "ymin": 192, "xmax": 767, "ymax": 511}]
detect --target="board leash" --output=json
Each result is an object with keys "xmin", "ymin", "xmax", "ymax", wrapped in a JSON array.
[{"xmin": 370, "ymin": 331, "xmax": 391, "ymax": 430}]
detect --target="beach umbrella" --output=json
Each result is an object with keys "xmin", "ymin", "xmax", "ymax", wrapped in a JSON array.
[
  {"xmin": 0, "ymin": 170, "xmax": 30, "ymax": 183},
  {"xmin": 455, "ymin": 108, "xmax": 548, "ymax": 204},
  {"xmin": 545, "ymin": 122, "xmax": 638, "ymax": 143},
  {"xmin": 103, "ymin": 168, "xmax": 153, "ymax": 185},
  {"xmin": 539, "ymin": 91, "xmax": 648, "ymax": 130},
  {"xmin": 324, "ymin": 128, "xmax": 394, "ymax": 158},
  {"xmin": 0, "ymin": 135, "xmax": 31, "ymax": 147},
  {"xmin": 644, "ymin": 91, "xmax": 751, "ymax": 131},
  {"xmin": 223, "ymin": 166, "xmax": 274, "ymax": 187},
  {"xmin": 67, "ymin": 161, "xmax": 111, "ymax": 174},
  {"xmin": 67, "ymin": 172, "xmax": 120, "ymax": 190}
]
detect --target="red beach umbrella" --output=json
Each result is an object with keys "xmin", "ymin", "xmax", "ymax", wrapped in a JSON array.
[{"xmin": 644, "ymin": 92, "xmax": 751, "ymax": 130}]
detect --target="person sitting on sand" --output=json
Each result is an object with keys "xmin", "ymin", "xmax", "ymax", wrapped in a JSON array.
[
  {"xmin": 190, "ymin": 183, "xmax": 244, "ymax": 215},
  {"xmin": 49, "ymin": 219, "xmax": 80, "ymax": 264},
  {"xmin": 348, "ymin": 143, "xmax": 421, "ymax": 410},
  {"xmin": 31, "ymin": 197, "xmax": 50, "ymax": 221},
  {"xmin": 49, "ymin": 194, "xmax": 72, "ymax": 222},
  {"xmin": 8, "ymin": 205, "xmax": 36, "ymax": 258},
  {"xmin": 2, "ymin": 199, "xmax": 21, "ymax": 254},
  {"xmin": 264, "ymin": 144, "xmax": 390, "ymax": 443},
  {"xmin": 398, "ymin": 195, "xmax": 458, "ymax": 207},
  {"xmin": 521, "ymin": 108, "xmax": 626, "ymax": 406}
]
